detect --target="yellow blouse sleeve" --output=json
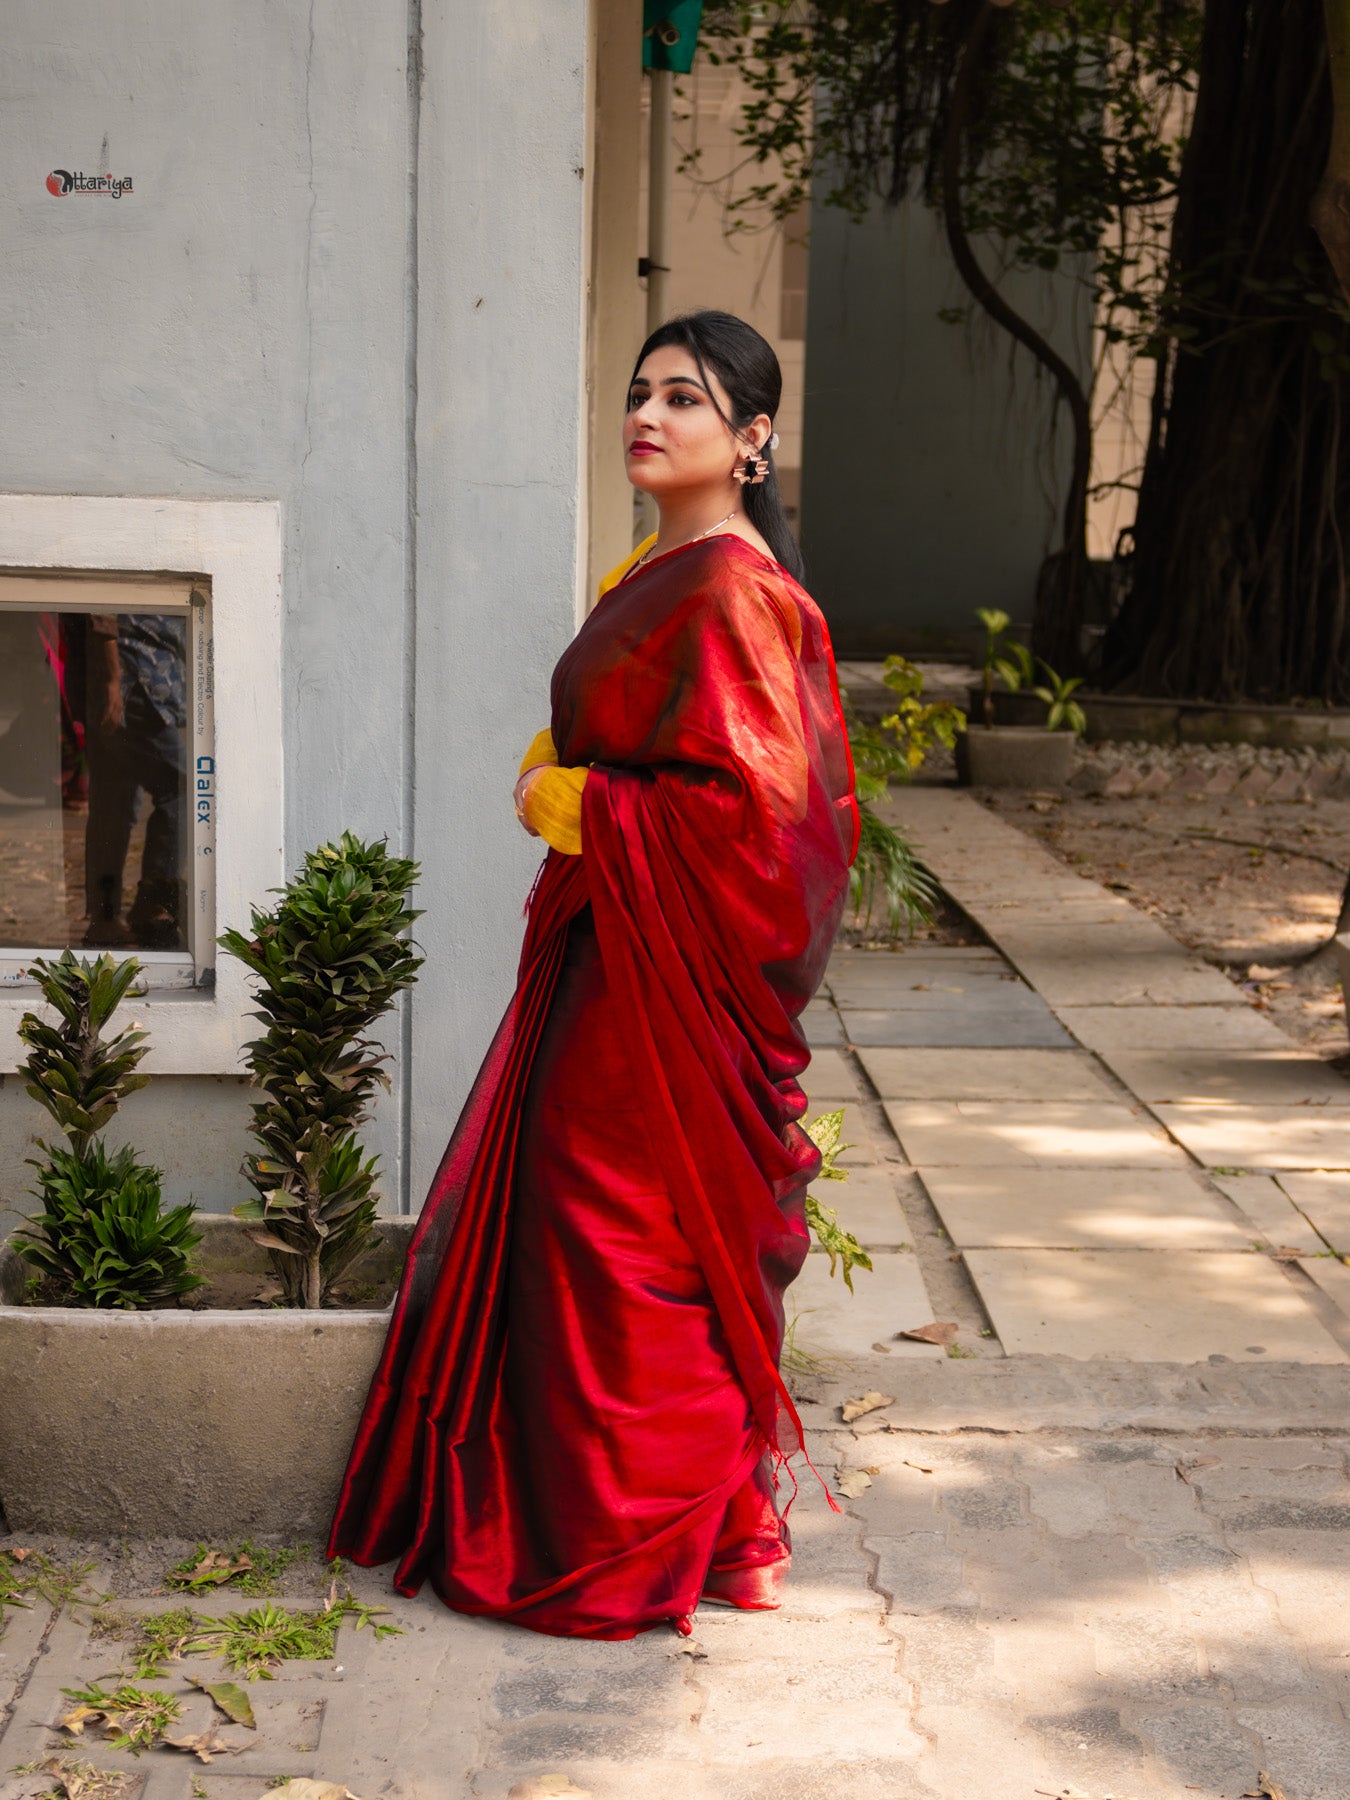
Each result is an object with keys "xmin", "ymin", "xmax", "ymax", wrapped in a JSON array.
[
  {"xmin": 519, "ymin": 727, "xmax": 559, "ymax": 777},
  {"xmin": 522, "ymin": 765, "xmax": 587, "ymax": 856}
]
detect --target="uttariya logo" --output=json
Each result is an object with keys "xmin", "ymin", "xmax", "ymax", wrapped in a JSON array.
[{"xmin": 46, "ymin": 169, "xmax": 133, "ymax": 198}]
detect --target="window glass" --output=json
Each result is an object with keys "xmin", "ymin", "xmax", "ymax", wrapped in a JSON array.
[{"xmin": 0, "ymin": 574, "xmax": 213, "ymax": 985}]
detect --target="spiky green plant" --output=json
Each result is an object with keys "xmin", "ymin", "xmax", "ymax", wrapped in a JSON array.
[
  {"xmin": 220, "ymin": 833, "xmax": 423, "ymax": 1309},
  {"xmin": 12, "ymin": 952, "xmax": 201, "ymax": 1309},
  {"xmin": 18, "ymin": 951, "xmax": 150, "ymax": 1156},
  {"xmin": 17, "ymin": 1143, "xmax": 202, "ymax": 1309}
]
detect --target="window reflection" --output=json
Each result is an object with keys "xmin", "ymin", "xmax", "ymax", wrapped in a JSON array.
[{"xmin": 0, "ymin": 610, "xmax": 189, "ymax": 953}]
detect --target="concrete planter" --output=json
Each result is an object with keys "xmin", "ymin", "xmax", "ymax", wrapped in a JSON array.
[
  {"xmin": 956, "ymin": 724, "xmax": 1076, "ymax": 790},
  {"xmin": 0, "ymin": 1213, "xmax": 412, "ymax": 1537},
  {"xmin": 966, "ymin": 684, "xmax": 1350, "ymax": 750}
]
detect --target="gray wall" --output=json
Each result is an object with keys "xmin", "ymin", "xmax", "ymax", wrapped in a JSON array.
[
  {"xmin": 0, "ymin": 0, "xmax": 589, "ymax": 1237},
  {"xmin": 802, "ymin": 198, "xmax": 1093, "ymax": 657}
]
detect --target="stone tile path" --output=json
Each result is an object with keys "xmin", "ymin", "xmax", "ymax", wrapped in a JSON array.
[{"xmin": 7, "ymin": 786, "xmax": 1350, "ymax": 1798}]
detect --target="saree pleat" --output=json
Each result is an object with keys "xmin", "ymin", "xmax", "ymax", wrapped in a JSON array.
[{"xmin": 329, "ymin": 537, "xmax": 857, "ymax": 1638}]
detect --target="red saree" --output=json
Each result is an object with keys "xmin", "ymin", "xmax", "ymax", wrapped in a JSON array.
[{"xmin": 328, "ymin": 536, "xmax": 858, "ymax": 1639}]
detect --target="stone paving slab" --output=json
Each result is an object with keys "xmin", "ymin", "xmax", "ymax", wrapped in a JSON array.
[
  {"xmin": 1296, "ymin": 1254, "xmax": 1350, "ymax": 1321},
  {"xmin": 884, "ymin": 1099, "xmax": 1189, "ymax": 1167},
  {"xmin": 814, "ymin": 1163, "xmax": 915, "ymax": 1248},
  {"xmin": 962, "ymin": 1248, "xmax": 1349, "ymax": 1362},
  {"xmin": 1109, "ymin": 1048, "xmax": 1350, "ymax": 1108},
  {"xmin": 1212, "ymin": 1173, "xmax": 1329, "ymax": 1253},
  {"xmin": 800, "ymin": 998, "xmax": 844, "ymax": 1046},
  {"xmin": 1058, "ymin": 1003, "xmax": 1297, "ymax": 1053},
  {"xmin": 836, "ymin": 977, "xmax": 1046, "ymax": 1015},
  {"xmin": 1276, "ymin": 1172, "xmax": 1350, "ymax": 1251},
  {"xmin": 921, "ymin": 1167, "xmax": 1256, "ymax": 1251},
  {"xmin": 1151, "ymin": 1104, "xmax": 1350, "ymax": 1170},
  {"xmin": 858, "ymin": 1046, "xmax": 1118, "ymax": 1102},
  {"xmin": 1005, "ymin": 948, "xmax": 1248, "ymax": 1009},
  {"xmin": 790, "ymin": 1251, "xmax": 945, "ymax": 1363},
  {"xmin": 838, "ymin": 1006, "xmax": 1075, "ymax": 1048},
  {"xmin": 797, "ymin": 1046, "xmax": 860, "ymax": 1104}
]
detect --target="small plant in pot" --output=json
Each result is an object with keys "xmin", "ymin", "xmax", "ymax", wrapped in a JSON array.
[
  {"xmin": 11, "ymin": 952, "xmax": 203, "ymax": 1308},
  {"xmin": 957, "ymin": 609, "xmax": 1086, "ymax": 788},
  {"xmin": 220, "ymin": 832, "xmax": 423, "ymax": 1309}
]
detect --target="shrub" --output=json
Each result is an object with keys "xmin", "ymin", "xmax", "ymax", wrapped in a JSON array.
[
  {"xmin": 12, "ymin": 951, "xmax": 202, "ymax": 1309},
  {"xmin": 844, "ymin": 656, "xmax": 955, "ymax": 936},
  {"xmin": 220, "ymin": 833, "xmax": 423, "ymax": 1309}
]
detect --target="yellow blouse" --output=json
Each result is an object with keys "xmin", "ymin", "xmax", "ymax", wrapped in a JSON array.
[{"xmin": 517, "ymin": 536, "xmax": 657, "ymax": 857}]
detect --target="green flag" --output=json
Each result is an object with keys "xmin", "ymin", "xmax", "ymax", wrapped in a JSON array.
[{"xmin": 643, "ymin": 1, "xmax": 704, "ymax": 75}]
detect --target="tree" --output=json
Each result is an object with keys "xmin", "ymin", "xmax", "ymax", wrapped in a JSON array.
[{"xmin": 700, "ymin": 0, "xmax": 1350, "ymax": 702}]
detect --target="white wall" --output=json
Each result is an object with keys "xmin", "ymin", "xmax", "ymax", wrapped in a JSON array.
[
  {"xmin": 802, "ymin": 199, "xmax": 1093, "ymax": 655},
  {"xmin": 0, "ymin": 0, "xmax": 591, "ymax": 1230}
]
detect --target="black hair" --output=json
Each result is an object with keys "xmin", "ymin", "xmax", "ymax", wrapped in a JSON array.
[{"xmin": 629, "ymin": 309, "xmax": 805, "ymax": 583}]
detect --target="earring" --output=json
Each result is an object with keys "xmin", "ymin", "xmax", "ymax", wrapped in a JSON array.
[{"xmin": 733, "ymin": 446, "xmax": 770, "ymax": 486}]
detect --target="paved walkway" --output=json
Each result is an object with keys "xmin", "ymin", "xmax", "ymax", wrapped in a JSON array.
[{"xmin": 4, "ymin": 788, "xmax": 1350, "ymax": 1800}]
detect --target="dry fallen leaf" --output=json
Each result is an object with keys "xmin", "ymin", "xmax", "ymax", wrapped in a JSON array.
[
  {"xmin": 257, "ymin": 1785, "xmax": 363, "ymax": 1800},
  {"xmin": 897, "ymin": 1321, "xmax": 959, "ymax": 1345},
  {"xmin": 903, "ymin": 1458, "xmax": 935, "ymax": 1474},
  {"xmin": 669, "ymin": 1639, "xmax": 708, "ymax": 1660},
  {"xmin": 57, "ymin": 1705, "xmax": 100, "ymax": 1737},
  {"xmin": 506, "ymin": 1779, "xmax": 591, "ymax": 1800},
  {"xmin": 840, "ymin": 1391, "xmax": 894, "ymax": 1423},
  {"xmin": 835, "ymin": 1468, "xmax": 873, "ymax": 1498},
  {"xmin": 164, "ymin": 1727, "xmax": 242, "ymax": 1763},
  {"xmin": 1242, "ymin": 1775, "xmax": 1289, "ymax": 1800},
  {"xmin": 20, "ymin": 1758, "xmax": 133, "ymax": 1800},
  {"xmin": 188, "ymin": 1676, "xmax": 256, "ymax": 1729},
  {"xmin": 170, "ymin": 1549, "xmax": 254, "ymax": 1588},
  {"xmin": 7, "ymin": 1547, "xmax": 33, "ymax": 1562}
]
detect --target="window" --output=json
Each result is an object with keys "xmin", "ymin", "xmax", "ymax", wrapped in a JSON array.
[
  {"xmin": 0, "ymin": 572, "xmax": 214, "ymax": 988},
  {"xmin": 0, "ymin": 495, "xmax": 282, "ymax": 1075}
]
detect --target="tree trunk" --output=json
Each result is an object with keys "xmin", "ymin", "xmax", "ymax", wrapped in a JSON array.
[
  {"xmin": 941, "ymin": 0, "xmax": 1092, "ymax": 673},
  {"xmin": 1314, "ymin": 0, "xmax": 1350, "ymax": 305},
  {"xmin": 1102, "ymin": 0, "xmax": 1350, "ymax": 704}
]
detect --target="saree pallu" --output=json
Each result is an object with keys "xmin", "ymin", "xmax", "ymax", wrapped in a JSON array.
[{"xmin": 328, "ymin": 536, "xmax": 858, "ymax": 1639}]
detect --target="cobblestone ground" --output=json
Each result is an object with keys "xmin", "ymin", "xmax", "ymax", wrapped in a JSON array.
[{"xmin": 4, "ymin": 1378, "xmax": 1350, "ymax": 1800}]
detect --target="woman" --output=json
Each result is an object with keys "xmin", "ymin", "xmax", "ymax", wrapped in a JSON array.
[{"xmin": 328, "ymin": 310, "xmax": 858, "ymax": 1640}]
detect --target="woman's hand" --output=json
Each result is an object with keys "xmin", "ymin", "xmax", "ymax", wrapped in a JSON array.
[{"xmin": 513, "ymin": 766, "xmax": 547, "ymax": 836}]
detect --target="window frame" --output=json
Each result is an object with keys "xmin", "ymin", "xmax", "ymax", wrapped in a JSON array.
[
  {"xmin": 0, "ymin": 496, "xmax": 283, "ymax": 1076},
  {"xmin": 0, "ymin": 572, "xmax": 213, "ymax": 991}
]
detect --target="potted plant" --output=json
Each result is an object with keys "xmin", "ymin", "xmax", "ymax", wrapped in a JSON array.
[
  {"xmin": 0, "ymin": 837, "xmax": 422, "ymax": 1538},
  {"xmin": 956, "ymin": 608, "xmax": 1086, "ymax": 788},
  {"xmin": 220, "ymin": 831, "xmax": 423, "ymax": 1309}
]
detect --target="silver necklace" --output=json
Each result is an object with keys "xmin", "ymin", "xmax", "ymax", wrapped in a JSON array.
[{"xmin": 631, "ymin": 511, "xmax": 738, "ymax": 579}]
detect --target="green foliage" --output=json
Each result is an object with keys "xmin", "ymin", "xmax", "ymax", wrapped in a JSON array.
[
  {"xmin": 802, "ymin": 1109, "xmax": 873, "ymax": 1293},
  {"xmin": 18, "ymin": 951, "xmax": 149, "ymax": 1158},
  {"xmin": 849, "ymin": 806, "xmax": 940, "ymax": 938},
  {"xmin": 125, "ymin": 1592, "xmax": 401, "ymax": 1683},
  {"xmin": 1032, "ymin": 665, "xmax": 1088, "ymax": 735},
  {"xmin": 59, "ymin": 1682, "xmax": 183, "ymax": 1755},
  {"xmin": 220, "ymin": 832, "xmax": 423, "ymax": 1308},
  {"xmin": 15, "ymin": 1143, "xmax": 202, "ymax": 1309},
  {"xmin": 698, "ymin": 3, "xmax": 1201, "ymax": 357},
  {"xmin": 844, "ymin": 658, "xmax": 951, "ymax": 939},
  {"xmin": 0, "ymin": 1548, "xmax": 98, "ymax": 1639},
  {"xmin": 975, "ymin": 609, "xmax": 1084, "ymax": 734},
  {"xmin": 166, "ymin": 1541, "xmax": 307, "ymax": 1596},
  {"xmin": 13, "ymin": 952, "xmax": 201, "ymax": 1310},
  {"xmin": 877, "ymin": 654, "xmax": 966, "ymax": 772}
]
